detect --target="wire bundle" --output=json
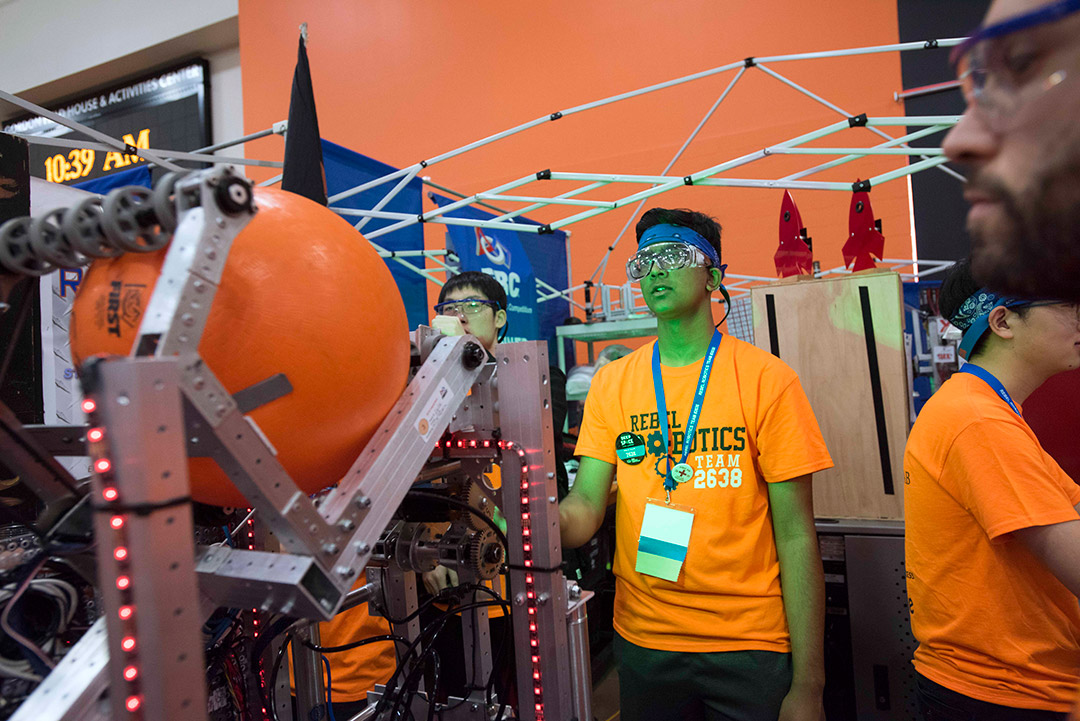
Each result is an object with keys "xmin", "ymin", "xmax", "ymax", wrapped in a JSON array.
[{"xmin": 0, "ymin": 557, "xmax": 79, "ymax": 682}]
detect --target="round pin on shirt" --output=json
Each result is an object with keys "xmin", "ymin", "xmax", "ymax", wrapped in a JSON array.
[
  {"xmin": 670, "ymin": 462, "xmax": 694, "ymax": 484},
  {"xmin": 616, "ymin": 432, "xmax": 647, "ymax": 465}
]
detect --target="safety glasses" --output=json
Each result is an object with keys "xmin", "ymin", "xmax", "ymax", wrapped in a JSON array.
[
  {"xmin": 433, "ymin": 298, "xmax": 499, "ymax": 317},
  {"xmin": 951, "ymin": 0, "xmax": 1080, "ymax": 129},
  {"xmin": 626, "ymin": 242, "xmax": 712, "ymax": 282}
]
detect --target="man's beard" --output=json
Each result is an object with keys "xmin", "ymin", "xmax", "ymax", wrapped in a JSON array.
[{"xmin": 968, "ymin": 155, "xmax": 1080, "ymax": 302}]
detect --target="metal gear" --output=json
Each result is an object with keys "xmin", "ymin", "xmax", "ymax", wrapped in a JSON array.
[
  {"xmin": 451, "ymin": 481, "xmax": 495, "ymax": 530},
  {"xmin": 466, "ymin": 528, "xmax": 503, "ymax": 580}
]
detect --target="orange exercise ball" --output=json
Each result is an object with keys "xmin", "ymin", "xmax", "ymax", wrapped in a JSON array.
[{"xmin": 70, "ymin": 187, "xmax": 411, "ymax": 507}]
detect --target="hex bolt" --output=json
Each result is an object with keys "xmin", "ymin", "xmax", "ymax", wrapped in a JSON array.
[
  {"xmin": 355, "ymin": 495, "xmax": 372, "ymax": 509},
  {"xmin": 514, "ymin": 593, "xmax": 526, "ymax": 606},
  {"xmin": 336, "ymin": 566, "xmax": 356, "ymax": 578},
  {"xmin": 548, "ymin": 496, "xmax": 557, "ymax": 504},
  {"xmin": 538, "ymin": 592, "xmax": 550, "ymax": 605},
  {"xmin": 193, "ymin": 376, "xmax": 205, "ymax": 390},
  {"xmin": 569, "ymin": 584, "xmax": 582, "ymax": 600},
  {"xmin": 355, "ymin": 542, "xmax": 371, "ymax": 554},
  {"xmin": 322, "ymin": 543, "xmax": 339, "ymax": 555},
  {"xmin": 338, "ymin": 519, "xmax": 355, "ymax": 532}
]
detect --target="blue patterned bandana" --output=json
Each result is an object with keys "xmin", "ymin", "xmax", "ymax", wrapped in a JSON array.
[{"xmin": 950, "ymin": 289, "xmax": 1028, "ymax": 359}]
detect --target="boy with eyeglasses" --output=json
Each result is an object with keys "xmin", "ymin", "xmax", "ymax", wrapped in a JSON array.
[
  {"xmin": 904, "ymin": 260, "xmax": 1080, "ymax": 720},
  {"xmin": 422, "ymin": 270, "xmax": 572, "ymax": 701},
  {"xmin": 560, "ymin": 208, "xmax": 833, "ymax": 721},
  {"xmin": 944, "ymin": 0, "xmax": 1080, "ymax": 302}
]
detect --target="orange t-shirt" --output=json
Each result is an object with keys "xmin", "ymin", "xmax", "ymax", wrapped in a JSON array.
[
  {"xmin": 309, "ymin": 591, "xmax": 397, "ymax": 702},
  {"xmin": 905, "ymin": 372, "xmax": 1080, "ymax": 712},
  {"xmin": 575, "ymin": 336, "xmax": 832, "ymax": 653}
]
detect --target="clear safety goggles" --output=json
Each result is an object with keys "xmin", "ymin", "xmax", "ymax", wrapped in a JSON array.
[
  {"xmin": 433, "ymin": 298, "xmax": 499, "ymax": 317},
  {"xmin": 626, "ymin": 242, "xmax": 712, "ymax": 282},
  {"xmin": 951, "ymin": 0, "xmax": 1080, "ymax": 129}
]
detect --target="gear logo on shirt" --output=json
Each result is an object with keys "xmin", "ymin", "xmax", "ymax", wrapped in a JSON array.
[{"xmin": 646, "ymin": 430, "xmax": 666, "ymax": 457}]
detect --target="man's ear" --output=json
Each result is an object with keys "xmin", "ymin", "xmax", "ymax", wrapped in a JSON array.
[
  {"xmin": 986, "ymin": 305, "xmax": 1015, "ymax": 340},
  {"xmin": 495, "ymin": 308, "xmax": 507, "ymax": 330},
  {"xmin": 706, "ymin": 267, "xmax": 723, "ymax": 291}
]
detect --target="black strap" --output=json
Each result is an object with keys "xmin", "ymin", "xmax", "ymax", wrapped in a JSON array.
[
  {"xmin": 858, "ymin": 286, "xmax": 894, "ymax": 495},
  {"xmin": 765, "ymin": 294, "xmax": 781, "ymax": 358}
]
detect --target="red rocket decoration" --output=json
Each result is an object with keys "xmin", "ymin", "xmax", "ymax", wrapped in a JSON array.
[
  {"xmin": 842, "ymin": 185, "xmax": 885, "ymax": 272},
  {"xmin": 774, "ymin": 190, "xmax": 813, "ymax": 277}
]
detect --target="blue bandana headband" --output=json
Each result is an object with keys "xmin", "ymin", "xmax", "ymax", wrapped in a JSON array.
[
  {"xmin": 950, "ymin": 288, "xmax": 1028, "ymax": 360},
  {"xmin": 638, "ymin": 224, "xmax": 723, "ymax": 273},
  {"xmin": 637, "ymin": 223, "xmax": 732, "ymax": 323}
]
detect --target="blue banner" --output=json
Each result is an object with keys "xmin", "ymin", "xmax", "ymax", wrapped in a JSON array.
[
  {"xmin": 429, "ymin": 194, "xmax": 571, "ymax": 361},
  {"xmin": 74, "ymin": 165, "xmax": 151, "ymax": 193},
  {"xmin": 323, "ymin": 140, "xmax": 427, "ymax": 329}
]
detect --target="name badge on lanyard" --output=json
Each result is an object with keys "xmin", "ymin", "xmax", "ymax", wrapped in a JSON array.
[{"xmin": 636, "ymin": 498, "xmax": 695, "ymax": 582}]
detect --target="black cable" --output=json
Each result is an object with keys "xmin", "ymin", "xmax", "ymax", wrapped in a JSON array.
[
  {"xmin": 251, "ymin": 615, "xmax": 297, "ymax": 665},
  {"xmin": 267, "ymin": 632, "xmax": 293, "ymax": 721},
  {"xmin": 404, "ymin": 491, "xmax": 509, "ymax": 553},
  {"xmin": 381, "ymin": 599, "xmax": 506, "ymax": 721},
  {"xmin": 301, "ymin": 633, "xmax": 411, "ymax": 655}
]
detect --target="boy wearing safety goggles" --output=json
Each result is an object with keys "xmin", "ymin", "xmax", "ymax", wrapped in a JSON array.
[
  {"xmin": 904, "ymin": 260, "xmax": 1080, "ymax": 720},
  {"xmin": 560, "ymin": 208, "xmax": 833, "ymax": 721}
]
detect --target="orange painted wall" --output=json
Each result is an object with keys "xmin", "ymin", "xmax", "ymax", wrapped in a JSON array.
[{"xmin": 239, "ymin": 0, "xmax": 910, "ymax": 322}]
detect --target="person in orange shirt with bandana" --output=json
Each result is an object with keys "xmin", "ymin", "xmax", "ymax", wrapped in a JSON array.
[
  {"xmin": 905, "ymin": 260, "xmax": 1080, "ymax": 720},
  {"xmin": 560, "ymin": 208, "xmax": 833, "ymax": 721}
]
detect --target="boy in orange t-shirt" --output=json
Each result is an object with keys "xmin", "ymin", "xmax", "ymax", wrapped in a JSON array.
[
  {"xmin": 905, "ymin": 261, "xmax": 1080, "ymax": 719},
  {"xmin": 562, "ymin": 208, "xmax": 832, "ymax": 721}
]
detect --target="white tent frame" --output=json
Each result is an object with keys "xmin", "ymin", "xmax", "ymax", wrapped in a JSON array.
[{"xmin": 2, "ymin": 36, "xmax": 967, "ymax": 313}]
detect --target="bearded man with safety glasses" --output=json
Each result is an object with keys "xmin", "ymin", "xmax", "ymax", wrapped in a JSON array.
[
  {"xmin": 560, "ymin": 208, "xmax": 833, "ymax": 721},
  {"xmin": 944, "ymin": 0, "xmax": 1080, "ymax": 302}
]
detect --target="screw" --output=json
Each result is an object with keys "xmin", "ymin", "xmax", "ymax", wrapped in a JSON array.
[
  {"xmin": 322, "ymin": 543, "xmax": 339, "ymax": 555},
  {"xmin": 205, "ymin": 248, "xmax": 217, "ymax": 260},
  {"xmin": 547, "ymin": 472, "xmax": 555, "ymax": 479},
  {"xmin": 193, "ymin": 376, "xmax": 205, "ymax": 390},
  {"xmin": 548, "ymin": 496, "xmax": 557, "ymax": 504},
  {"xmin": 193, "ymin": 280, "xmax": 205, "ymax": 293},
  {"xmin": 215, "ymin": 217, "xmax": 226, "ymax": 228}
]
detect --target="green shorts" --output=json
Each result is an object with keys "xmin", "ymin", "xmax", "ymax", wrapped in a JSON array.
[{"xmin": 613, "ymin": 633, "xmax": 793, "ymax": 721}]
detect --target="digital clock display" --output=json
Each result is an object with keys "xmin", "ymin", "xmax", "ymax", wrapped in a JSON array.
[{"xmin": 3, "ymin": 61, "xmax": 210, "ymax": 187}]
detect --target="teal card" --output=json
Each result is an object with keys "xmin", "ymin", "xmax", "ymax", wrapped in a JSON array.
[{"xmin": 635, "ymin": 501, "xmax": 694, "ymax": 582}]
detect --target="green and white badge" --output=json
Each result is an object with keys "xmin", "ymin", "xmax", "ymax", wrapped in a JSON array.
[
  {"xmin": 615, "ymin": 432, "xmax": 646, "ymax": 466},
  {"xmin": 635, "ymin": 498, "xmax": 694, "ymax": 582}
]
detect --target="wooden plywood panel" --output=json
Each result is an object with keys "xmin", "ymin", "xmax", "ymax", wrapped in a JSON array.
[{"xmin": 751, "ymin": 272, "xmax": 908, "ymax": 520}]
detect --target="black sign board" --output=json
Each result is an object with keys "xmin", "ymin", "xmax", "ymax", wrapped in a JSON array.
[{"xmin": 3, "ymin": 61, "xmax": 211, "ymax": 186}]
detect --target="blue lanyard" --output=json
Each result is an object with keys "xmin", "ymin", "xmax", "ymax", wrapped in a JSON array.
[
  {"xmin": 652, "ymin": 330, "xmax": 723, "ymax": 492},
  {"xmin": 958, "ymin": 363, "xmax": 1022, "ymax": 418}
]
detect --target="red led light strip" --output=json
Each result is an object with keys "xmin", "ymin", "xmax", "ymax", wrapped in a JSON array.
[
  {"xmin": 85, "ymin": 395, "xmax": 143, "ymax": 716},
  {"xmin": 434, "ymin": 434, "xmax": 546, "ymax": 719}
]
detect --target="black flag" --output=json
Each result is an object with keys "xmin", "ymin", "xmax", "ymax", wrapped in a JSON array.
[{"xmin": 281, "ymin": 32, "xmax": 327, "ymax": 205}]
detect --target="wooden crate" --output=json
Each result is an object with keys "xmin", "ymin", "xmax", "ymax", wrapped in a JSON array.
[{"xmin": 750, "ymin": 271, "xmax": 908, "ymax": 520}]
